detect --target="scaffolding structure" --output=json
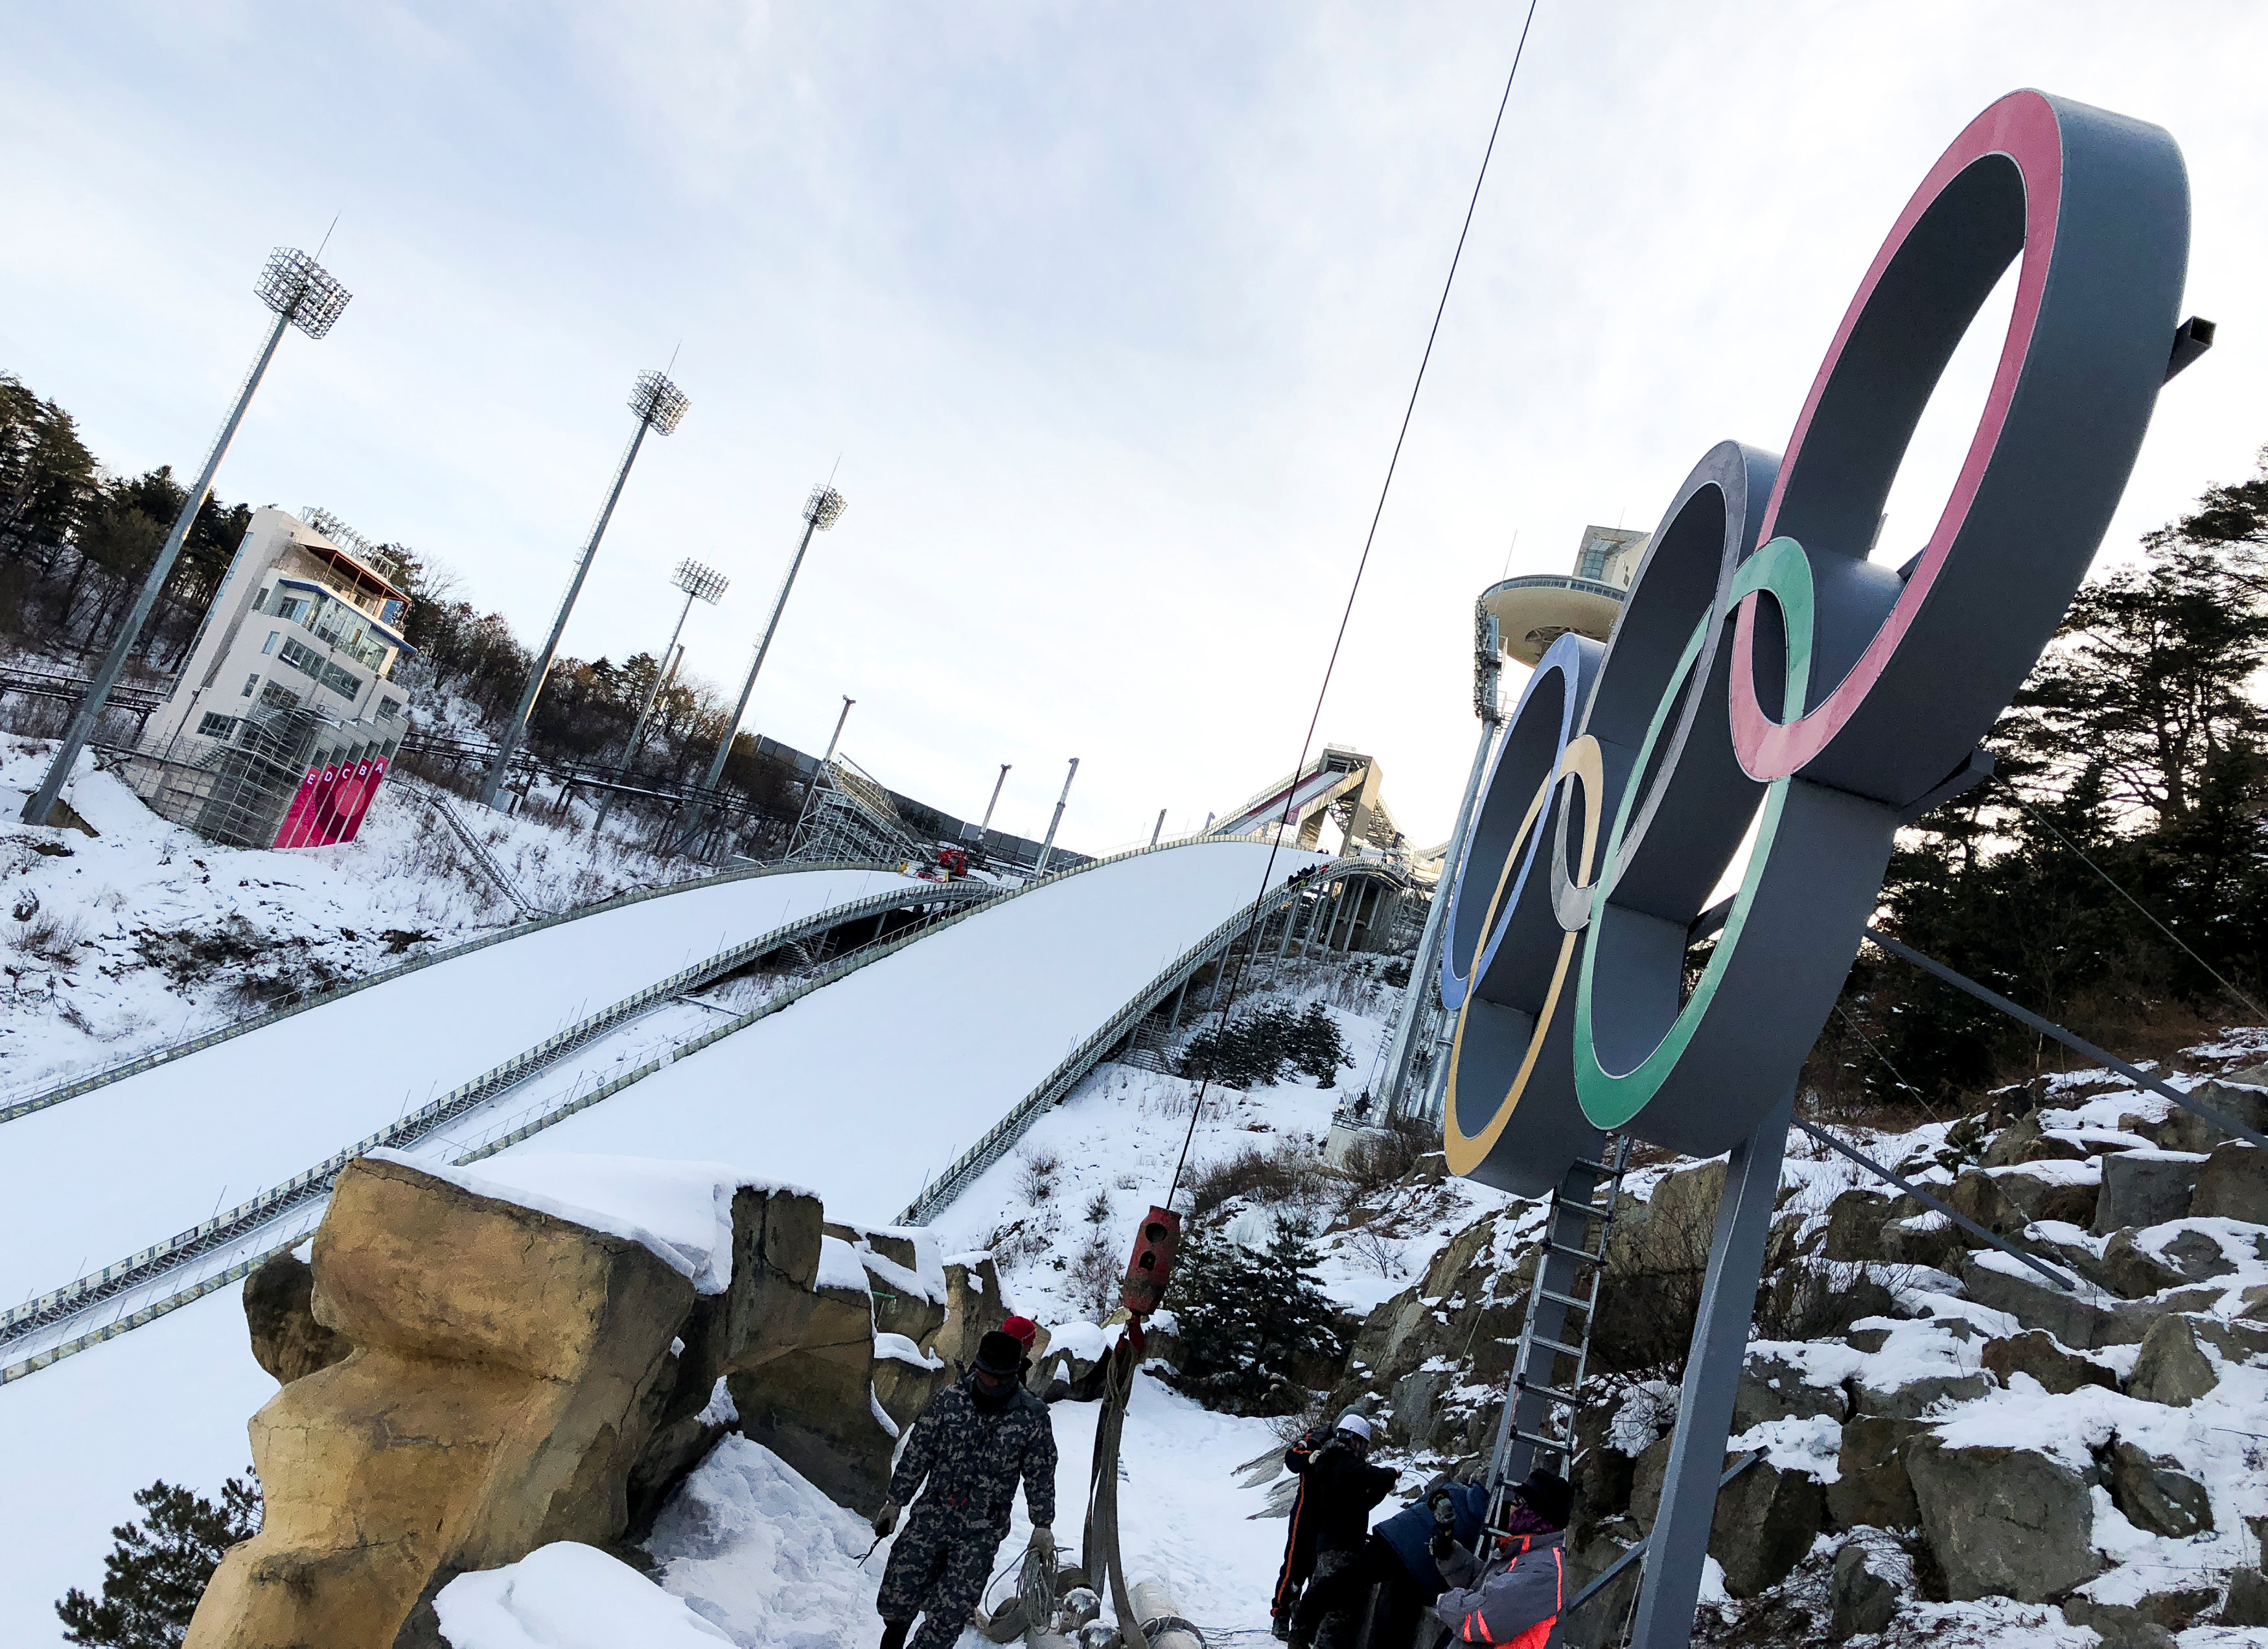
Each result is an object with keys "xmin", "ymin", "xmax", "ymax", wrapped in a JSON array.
[
  {"xmin": 789, "ymin": 753, "xmax": 925, "ymax": 866},
  {"xmin": 119, "ymin": 703, "xmax": 398, "ymax": 849}
]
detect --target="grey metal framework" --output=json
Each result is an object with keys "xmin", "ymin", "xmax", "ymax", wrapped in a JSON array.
[
  {"xmin": 417, "ymin": 784, "xmax": 544, "ymax": 917},
  {"xmin": 118, "ymin": 703, "xmax": 391, "ymax": 849},
  {"xmin": 791, "ymin": 753, "xmax": 926, "ymax": 865}
]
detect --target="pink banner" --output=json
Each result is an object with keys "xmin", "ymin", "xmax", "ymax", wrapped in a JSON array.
[
  {"xmin": 272, "ymin": 767, "xmax": 323, "ymax": 849},
  {"xmin": 336, "ymin": 757, "xmax": 388, "ymax": 844}
]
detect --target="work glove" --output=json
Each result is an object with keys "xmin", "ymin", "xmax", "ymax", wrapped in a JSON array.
[
  {"xmin": 1430, "ymin": 1493, "xmax": 1456, "ymax": 1529},
  {"xmin": 1429, "ymin": 1531, "xmax": 1458, "ymax": 1560},
  {"xmin": 1030, "ymin": 1526, "xmax": 1057, "ymax": 1559},
  {"xmin": 872, "ymin": 1501, "xmax": 899, "ymax": 1538}
]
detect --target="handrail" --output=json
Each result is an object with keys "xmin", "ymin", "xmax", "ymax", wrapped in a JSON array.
[
  {"xmin": 0, "ymin": 854, "xmax": 912, "ymax": 1127},
  {"xmin": 0, "ymin": 880, "xmax": 995, "ymax": 1358},
  {"xmin": 897, "ymin": 858, "xmax": 1409, "ymax": 1224},
  {"xmin": 417, "ymin": 784, "xmax": 542, "ymax": 916}
]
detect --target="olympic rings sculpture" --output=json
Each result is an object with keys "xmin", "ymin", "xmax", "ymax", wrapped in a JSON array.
[{"xmin": 1439, "ymin": 89, "xmax": 2192, "ymax": 1193}]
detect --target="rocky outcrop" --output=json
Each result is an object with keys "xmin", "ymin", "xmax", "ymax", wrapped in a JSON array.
[
  {"xmin": 2128, "ymin": 1313, "xmax": 2218, "ymax": 1407},
  {"xmin": 2094, "ymin": 1152, "xmax": 2203, "ymax": 1235},
  {"xmin": 1904, "ymin": 1436, "xmax": 2098, "ymax": 1602},
  {"xmin": 241, "ymin": 1251, "xmax": 353, "ymax": 1385},
  {"xmin": 189, "ymin": 1154, "xmax": 697, "ymax": 1649},
  {"xmin": 1828, "ymin": 1416, "xmax": 1919, "ymax": 1532},
  {"xmin": 187, "ymin": 1156, "xmax": 1005, "ymax": 1649},
  {"xmin": 2104, "ymin": 1439, "xmax": 2213, "ymax": 1538},
  {"xmin": 1980, "ymin": 1329, "xmax": 2113, "ymax": 1394},
  {"xmin": 1829, "ymin": 1539, "xmax": 1906, "ymax": 1639},
  {"xmin": 2192, "ymin": 1140, "xmax": 2268, "ymax": 1223}
]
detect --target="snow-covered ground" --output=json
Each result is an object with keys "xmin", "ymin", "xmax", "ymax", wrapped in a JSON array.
[
  {"xmin": 0, "ymin": 734, "xmax": 747, "ymax": 1098},
  {"xmin": 481, "ymin": 838, "xmax": 1335, "ymax": 1226}
]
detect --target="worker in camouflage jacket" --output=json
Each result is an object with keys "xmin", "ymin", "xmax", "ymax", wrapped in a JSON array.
[{"xmin": 872, "ymin": 1329, "xmax": 1059, "ymax": 1649}]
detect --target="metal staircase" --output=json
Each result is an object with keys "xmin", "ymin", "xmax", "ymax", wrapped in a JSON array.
[
  {"xmin": 421, "ymin": 786, "xmax": 544, "ymax": 917},
  {"xmin": 1487, "ymin": 1135, "xmax": 1634, "ymax": 1511}
]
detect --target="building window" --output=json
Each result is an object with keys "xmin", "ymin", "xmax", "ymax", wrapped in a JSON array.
[
  {"xmin": 259, "ymin": 679, "xmax": 300, "ymax": 711},
  {"xmin": 1579, "ymin": 546, "xmax": 1608, "ymax": 579},
  {"xmin": 378, "ymin": 696, "xmax": 403, "ymax": 721},
  {"xmin": 380, "ymin": 598, "xmax": 406, "ymax": 627},
  {"xmin": 241, "ymin": 672, "xmax": 259, "ymax": 697},
  {"xmin": 321, "ymin": 661, "xmax": 362, "ymax": 702},
  {"xmin": 198, "ymin": 712, "xmax": 238, "ymax": 738},
  {"xmin": 262, "ymin": 630, "xmax": 279, "ymax": 655},
  {"xmin": 279, "ymin": 637, "xmax": 325, "ymax": 680}
]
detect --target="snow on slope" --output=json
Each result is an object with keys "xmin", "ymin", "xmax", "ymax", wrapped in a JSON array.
[
  {"xmin": 0, "ymin": 862, "xmax": 921, "ymax": 1314},
  {"xmin": 0, "ymin": 737, "xmax": 726, "ymax": 1097},
  {"xmin": 485, "ymin": 839, "xmax": 1331, "ymax": 1224}
]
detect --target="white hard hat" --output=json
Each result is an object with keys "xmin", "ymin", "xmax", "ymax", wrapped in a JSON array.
[{"xmin": 1335, "ymin": 1412, "xmax": 1373, "ymax": 1441}]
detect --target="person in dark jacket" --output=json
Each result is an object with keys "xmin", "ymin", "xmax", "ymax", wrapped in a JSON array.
[
  {"xmin": 1289, "ymin": 1414, "xmax": 1399, "ymax": 1649},
  {"xmin": 1431, "ymin": 1470, "xmax": 1575, "ymax": 1647},
  {"xmin": 872, "ymin": 1330, "xmax": 1059, "ymax": 1649},
  {"xmin": 1271, "ymin": 1423, "xmax": 1334, "ymax": 1639},
  {"xmin": 1351, "ymin": 1475, "xmax": 1493, "ymax": 1647}
]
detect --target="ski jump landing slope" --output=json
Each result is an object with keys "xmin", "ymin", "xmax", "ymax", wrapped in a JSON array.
[
  {"xmin": 0, "ymin": 865, "xmax": 922, "ymax": 1318},
  {"xmin": 489, "ymin": 839, "xmax": 1327, "ymax": 1224}
]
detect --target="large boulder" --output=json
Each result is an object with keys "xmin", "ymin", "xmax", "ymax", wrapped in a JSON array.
[
  {"xmin": 1733, "ymin": 1356, "xmax": 1847, "ymax": 1433},
  {"xmin": 1904, "ymin": 1435, "xmax": 2098, "ymax": 1602},
  {"xmin": 1827, "ymin": 1417, "xmax": 1919, "ymax": 1531},
  {"xmin": 935, "ymin": 1252, "xmax": 1011, "ymax": 1375},
  {"xmin": 2224, "ymin": 1567, "xmax": 2268, "ymax": 1628},
  {"xmin": 728, "ymin": 1235, "xmax": 894, "ymax": 1513},
  {"xmin": 241, "ymin": 1252, "xmax": 352, "ymax": 1386},
  {"xmin": 2191, "ymin": 1141, "xmax": 2268, "ymax": 1224},
  {"xmin": 187, "ymin": 1154, "xmax": 698, "ymax": 1649},
  {"xmin": 1829, "ymin": 1539, "xmax": 1908, "ymax": 1639},
  {"xmin": 1851, "ymin": 1372, "xmax": 1989, "ymax": 1421},
  {"xmin": 1980, "ymin": 1331, "xmax": 2114, "ymax": 1396},
  {"xmin": 2094, "ymin": 1152, "xmax": 2204, "ymax": 1235},
  {"xmin": 2153, "ymin": 1079, "xmax": 2268, "ymax": 1154},
  {"xmin": 1961, "ymin": 1257, "xmax": 2220, "ymax": 1350},
  {"xmin": 1711, "ymin": 1458, "xmax": 1823, "ymax": 1599},
  {"xmin": 2104, "ymin": 1439, "xmax": 2212, "ymax": 1538},
  {"xmin": 1991, "ymin": 1166, "xmax": 2100, "ymax": 1231},
  {"xmin": 2098, "ymin": 1230, "xmax": 2185, "ymax": 1298},
  {"xmin": 1820, "ymin": 1191, "xmax": 1896, "ymax": 1263},
  {"xmin": 2127, "ymin": 1315, "xmax": 2218, "ymax": 1408},
  {"xmin": 824, "ymin": 1221, "xmax": 948, "ymax": 1347}
]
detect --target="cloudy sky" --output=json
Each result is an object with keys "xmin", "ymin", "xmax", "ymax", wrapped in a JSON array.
[{"xmin": 5, "ymin": 2, "xmax": 2264, "ymax": 854}]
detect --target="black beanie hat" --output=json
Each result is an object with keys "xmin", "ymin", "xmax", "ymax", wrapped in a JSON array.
[
  {"xmin": 975, "ymin": 1329, "xmax": 1023, "ymax": 1377},
  {"xmin": 1514, "ymin": 1469, "xmax": 1574, "ymax": 1532}
]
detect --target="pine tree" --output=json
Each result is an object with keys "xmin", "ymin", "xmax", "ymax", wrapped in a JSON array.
[
  {"xmin": 1166, "ymin": 1211, "xmax": 1345, "ymax": 1410},
  {"xmin": 56, "ymin": 1476, "xmax": 261, "ymax": 1649}
]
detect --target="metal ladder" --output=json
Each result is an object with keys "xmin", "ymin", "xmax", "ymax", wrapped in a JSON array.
[{"xmin": 1487, "ymin": 1134, "xmax": 1635, "ymax": 1512}]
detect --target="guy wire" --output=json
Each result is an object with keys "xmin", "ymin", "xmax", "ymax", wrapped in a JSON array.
[{"xmin": 1167, "ymin": 0, "xmax": 1547, "ymax": 1203}]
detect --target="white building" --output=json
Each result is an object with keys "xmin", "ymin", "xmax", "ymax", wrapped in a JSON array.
[{"xmin": 131, "ymin": 508, "xmax": 415, "ymax": 845}]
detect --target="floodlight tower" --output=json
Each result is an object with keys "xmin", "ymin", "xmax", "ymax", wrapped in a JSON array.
[
  {"xmin": 697, "ymin": 484, "xmax": 848, "ymax": 797},
  {"xmin": 620, "ymin": 558, "xmax": 728, "ymax": 770},
  {"xmin": 23, "ymin": 248, "xmax": 351, "ymax": 827},
  {"xmin": 480, "ymin": 369, "xmax": 690, "ymax": 810}
]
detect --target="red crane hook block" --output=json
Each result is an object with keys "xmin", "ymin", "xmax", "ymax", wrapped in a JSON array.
[{"xmin": 1120, "ymin": 1206, "xmax": 1182, "ymax": 1318}]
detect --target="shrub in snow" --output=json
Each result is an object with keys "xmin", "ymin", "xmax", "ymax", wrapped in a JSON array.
[
  {"xmin": 56, "ymin": 1476, "xmax": 260, "ymax": 1649},
  {"xmin": 1178, "ymin": 1001, "xmax": 1350, "ymax": 1090},
  {"xmin": 1164, "ymin": 1210, "xmax": 1345, "ymax": 1412}
]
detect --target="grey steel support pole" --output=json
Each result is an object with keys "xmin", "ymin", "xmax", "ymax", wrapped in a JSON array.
[
  {"xmin": 24, "ymin": 309, "xmax": 292, "ymax": 826},
  {"xmin": 1628, "ymin": 1090, "xmax": 1794, "ymax": 1649},
  {"xmin": 1150, "ymin": 808, "xmax": 1166, "ymax": 847},
  {"xmin": 979, "ymin": 764, "xmax": 1012, "ymax": 836},
  {"xmin": 704, "ymin": 512, "xmax": 820, "ymax": 795},
  {"xmin": 1166, "ymin": 975, "xmax": 1190, "ymax": 1033},
  {"xmin": 481, "ymin": 417, "xmax": 653, "ymax": 810},
  {"xmin": 821, "ymin": 696, "xmax": 853, "ymax": 766},
  {"xmin": 621, "ymin": 598, "xmax": 695, "ymax": 774},
  {"xmin": 1380, "ymin": 716, "xmax": 1498, "ymax": 1116},
  {"xmin": 1489, "ymin": 1158, "xmax": 1603, "ymax": 1490},
  {"xmin": 1033, "ymin": 756, "xmax": 1079, "ymax": 876},
  {"xmin": 1277, "ymin": 895, "xmax": 1299, "ymax": 959}
]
